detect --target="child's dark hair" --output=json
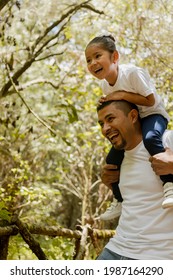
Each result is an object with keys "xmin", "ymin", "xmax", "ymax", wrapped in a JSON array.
[{"xmin": 85, "ymin": 35, "xmax": 116, "ymax": 53}]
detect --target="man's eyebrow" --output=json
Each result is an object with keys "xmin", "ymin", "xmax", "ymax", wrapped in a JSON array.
[
  {"xmin": 98, "ymin": 113, "xmax": 114, "ymax": 124},
  {"xmin": 105, "ymin": 113, "xmax": 114, "ymax": 119}
]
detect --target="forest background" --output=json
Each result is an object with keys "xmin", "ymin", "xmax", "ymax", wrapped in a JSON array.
[{"xmin": 0, "ymin": 0, "xmax": 173, "ymax": 260}]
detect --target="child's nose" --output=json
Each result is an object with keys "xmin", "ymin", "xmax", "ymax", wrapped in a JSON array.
[{"xmin": 91, "ymin": 59, "xmax": 97, "ymax": 67}]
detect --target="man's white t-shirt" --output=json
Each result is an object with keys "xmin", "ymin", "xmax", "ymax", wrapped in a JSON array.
[
  {"xmin": 101, "ymin": 64, "xmax": 169, "ymax": 120},
  {"xmin": 106, "ymin": 130, "xmax": 173, "ymax": 260}
]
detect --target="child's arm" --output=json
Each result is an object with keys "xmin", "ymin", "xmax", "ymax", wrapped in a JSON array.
[{"xmin": 100, "ymin": 91, "xmax": 155, "ymax": 107}]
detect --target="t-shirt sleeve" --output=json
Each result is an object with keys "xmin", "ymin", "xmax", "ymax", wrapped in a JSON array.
[
  {"xmin": 129, "ymin": 67, "xmax": 155, "ymax": 97},
  {"xmin": 100, "ymin": 80, "xmax": 107, "ymax": 95}
]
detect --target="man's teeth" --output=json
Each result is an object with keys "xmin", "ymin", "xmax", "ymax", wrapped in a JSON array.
[{"xmin": 109, "ymin": 133, "xmax": 119, "ymax": 141}]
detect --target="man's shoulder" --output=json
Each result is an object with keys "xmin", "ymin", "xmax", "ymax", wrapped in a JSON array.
[
  {"xmin": 163, "ymin": 129, "xmax": 173, "ymax": 138},
  {"xmin": 163, "ymin": 130, "xmax": 173, "ymax": 148}
]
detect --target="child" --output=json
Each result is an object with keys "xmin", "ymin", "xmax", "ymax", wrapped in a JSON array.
[{"xmin": 85, "ymin": 34, "xmax": 173, "ymax": 220}]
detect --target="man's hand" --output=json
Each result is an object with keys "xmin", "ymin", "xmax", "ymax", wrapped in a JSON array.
[
  {"xmin": 149, "ymin": 148, "xmax": 173, "ymax": 175},
  {"xmin": 101, "ymin": 164, "xmax": 120, "ymax": 189}
]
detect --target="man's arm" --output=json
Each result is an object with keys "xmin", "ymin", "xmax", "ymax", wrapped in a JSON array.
[
  {"xmin": 149, "ymin": 148, "xmax": 173, "ymax": 175},
  {"xmin": 101, "ymin": 164, "xmax": 120, "ymax": 189}
]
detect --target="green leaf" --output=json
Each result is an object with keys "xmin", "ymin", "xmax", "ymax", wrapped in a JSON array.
[{"xmin": 0, "ymin": 210, "xmax": 11, "ymax": 223}]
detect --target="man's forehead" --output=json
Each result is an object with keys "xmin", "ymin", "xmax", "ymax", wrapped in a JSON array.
[{"xmin": 98, "ymin": 104, "xmax": 119, "ymax": 120}]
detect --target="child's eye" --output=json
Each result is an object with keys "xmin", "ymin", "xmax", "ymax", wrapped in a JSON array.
[
  {"xmin": 87, "ymin": 59, "xmax": 91, "ymax": 64},
  {"xmin": 96, "ymin": 54, "xmax": 101, "ymax": 59}
]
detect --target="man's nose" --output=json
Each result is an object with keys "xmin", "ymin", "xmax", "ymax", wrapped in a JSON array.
[{"xmin": 102, "ymin": 122, "xmax": 111, "ymax": 135}]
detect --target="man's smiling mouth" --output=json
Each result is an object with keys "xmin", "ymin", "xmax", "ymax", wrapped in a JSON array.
[{"xmin": 107, "ymin": 132, "xmax": 119, "ymax": 143}]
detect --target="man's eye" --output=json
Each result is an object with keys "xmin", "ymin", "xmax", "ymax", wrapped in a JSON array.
[{"xmin": 108, "ymin": 117, "xmax": 114, "ymax": 122}]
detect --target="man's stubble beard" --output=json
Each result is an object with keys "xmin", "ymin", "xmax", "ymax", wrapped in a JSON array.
[{"xmin": 113, "ymin": 138, "xmax": 127, "ymax": 150}]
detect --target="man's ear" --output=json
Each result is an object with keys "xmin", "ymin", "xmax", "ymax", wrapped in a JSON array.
[{"xmin": 129, "ymin": 109, "xmax": 139, "ymax": 123}]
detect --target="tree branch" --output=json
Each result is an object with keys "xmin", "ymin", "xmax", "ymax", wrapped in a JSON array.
[
  {"xmin": 17, "ymin": 78, "xmax": 63, "ymax": 90},
  {"xmin": 0, "ymin": 224, "xmax": 115, "ymax": 239},
  {"xmin": 15, "ymin": 219, "xmax": 48, "ymax": 260},
  {"xmin": 0, "ymin": 0, "xmax": 11, "ymax": 11},
  {"xmin": 35, "ymin": 51, "xmax": 64, "ymax": 62},
  {"xmin": 6, "ymin": 66, "xmax": 57, "ymax": 136},
  {"xmin": 74, "ymin": 224, "xmax": 88, "ymax": 260},
  {"xmin": 32, "ymin": 1, "xmax": 103, "ymax": 50},
  {"xmin": 0, "ymin": 2, "xmax": 103, "ymax": 98}
]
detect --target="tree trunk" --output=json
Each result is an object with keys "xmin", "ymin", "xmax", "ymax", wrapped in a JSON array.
[{"xmin": 0, "ymin": 220, "xmax": 10, "ymax": 260}]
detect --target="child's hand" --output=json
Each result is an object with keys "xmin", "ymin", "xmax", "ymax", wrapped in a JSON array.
[
  {"xmin": 98, "ymin": 95, "xmax": 107, "ymax": 104},
  {"xmin": 99, "ymin": 91, "xmax": 124, "ymax": 103},
  {"xmin": 106, "ymin": 91, "xmax": 124, "ymax": 101},
  {"xmin": 98, "ymin": 91, "xmax": 124, "ymax": 105}
]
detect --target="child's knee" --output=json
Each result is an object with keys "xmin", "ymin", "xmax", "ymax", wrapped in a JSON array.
[
  {"xmin": 143, "ymin": 131, "xmax": 156, "ymax": 148},
  {"xmin": 143, "ymin": 130, "xmax": 164, "ymax": 155}
]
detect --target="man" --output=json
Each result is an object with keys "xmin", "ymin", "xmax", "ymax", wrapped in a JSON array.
[{"xmin": 97, "ymin": 100, "xmax": 173, "ymax": 260}]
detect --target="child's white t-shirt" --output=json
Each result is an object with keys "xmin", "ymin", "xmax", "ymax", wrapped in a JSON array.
[{"xmin": 100, "ymin": 64, "xmax": 169, "ymax": 120}]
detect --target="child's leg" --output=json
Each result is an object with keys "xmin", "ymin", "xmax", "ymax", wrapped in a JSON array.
[
  {"xmin": 100, "ymin": 146, "xmax": 124, "ymax": 220},
  {"xmin": 106, "ymin": 146, "xmax": 124, "ymax": 202},
  {"xmin": 141, "ymin": 114, "xmax": 173, "ymax": 184},
  {"xmin": 141, "ymin": 114, "xmax": 167, "ymax": 155},
  {"xmin": 142, "ymin": 114, "xmax": 173, "ymax": 208}
]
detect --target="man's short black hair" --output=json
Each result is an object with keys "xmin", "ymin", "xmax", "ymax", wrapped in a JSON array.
[{"xmin": 97, "ymin": 100, "xmax": 139, "ymax": 116}]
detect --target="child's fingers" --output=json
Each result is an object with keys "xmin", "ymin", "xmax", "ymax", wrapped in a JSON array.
[{"xmin": 99, "ymin": 96, "xmax": 107, "ymax": 103}]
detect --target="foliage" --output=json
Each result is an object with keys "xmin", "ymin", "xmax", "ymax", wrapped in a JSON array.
[
  {"xmin": 0, "ymin": 202, "xmax": 11, "ymax": 222},
  {"xmin": 8, "ymin": 235, "xmax": 75, "ymax": 260},
  {"xmin": 0, "ymin": 0, "xmax": 173, "ymax": 259}
]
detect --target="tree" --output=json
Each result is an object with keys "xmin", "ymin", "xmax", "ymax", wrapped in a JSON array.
[{"xmin": 0, "ymin": 0, "xmax": 173, "ymax": 259}]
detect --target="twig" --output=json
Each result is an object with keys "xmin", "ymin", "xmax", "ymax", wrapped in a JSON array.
[{"xmin": 6, "ymin": 65, "xmax": 57, "ymax": 136}]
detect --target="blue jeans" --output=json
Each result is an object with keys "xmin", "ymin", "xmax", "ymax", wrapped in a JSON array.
[
  {"xmin": 142, "ymin": 114, "xmax": 173, "ymax": 184},
  {"xmin": 106, "ymin": 147, "xmax": 124, "ymax": 202},
  {"xmin": 96, "ymin": 248, "xmax": 136, "ymax": 260},
  {"xmin": 141, "ymin": 114, "xmax": 167, "ymax": 155}
]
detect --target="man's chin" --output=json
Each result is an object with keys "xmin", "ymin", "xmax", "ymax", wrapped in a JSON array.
[
  {"xmin": 112, "ymin": 141, "xmax": 126, "ymax": 150},
  {"xmin": 113, "ymin": 145, "xmax": 123, "ymax": 150}
]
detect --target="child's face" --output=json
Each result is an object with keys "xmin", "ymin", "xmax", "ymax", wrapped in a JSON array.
[{"xmin": 85, "ymin": 44, "xmax": 116, "ymax": 80}]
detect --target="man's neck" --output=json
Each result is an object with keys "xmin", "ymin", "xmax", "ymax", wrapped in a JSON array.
[{"xmin": 126, "ymin": 132, "xmax": 143, "ymax": 151}]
